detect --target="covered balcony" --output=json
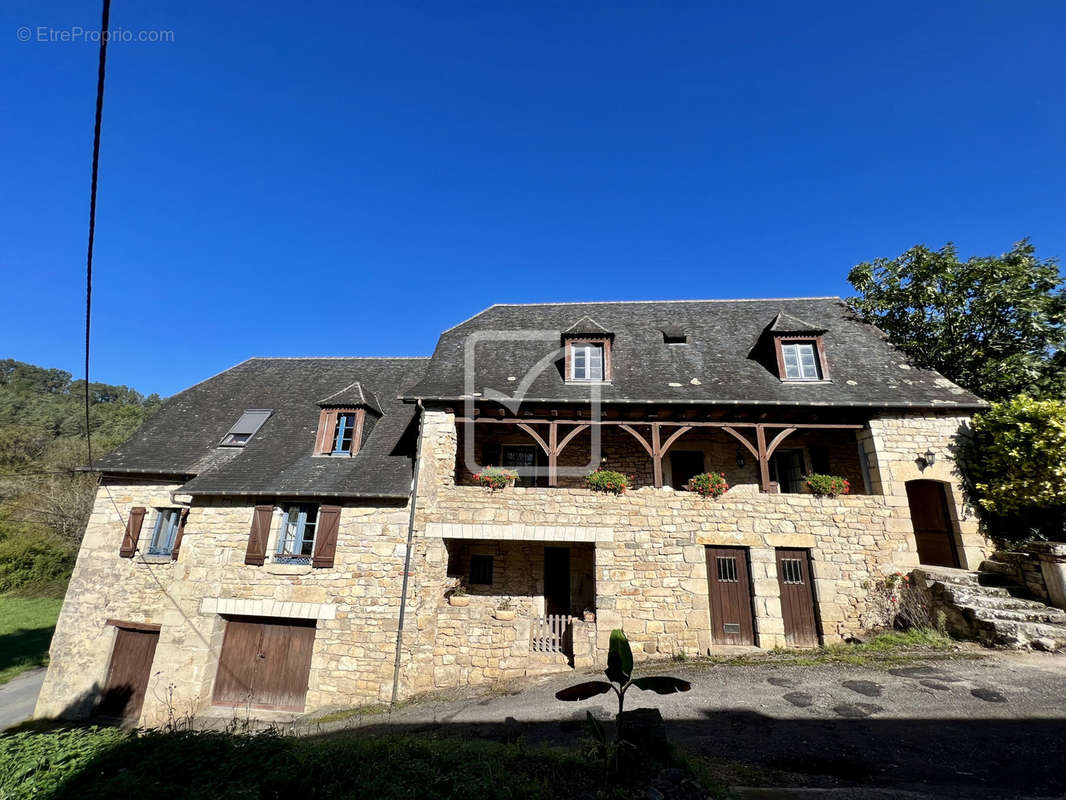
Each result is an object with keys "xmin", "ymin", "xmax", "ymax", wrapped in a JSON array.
[{"xmin": 452, "ymin": 405, "xmax": 873, "ymax": 495}]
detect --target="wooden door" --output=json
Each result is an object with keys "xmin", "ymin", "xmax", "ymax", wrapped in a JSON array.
[
  {"xmin": 705, "ymin": 547, "xmax": 756, "ymax": 646},
  {"xmin": 97, "ymin": 627, "xmax": 159, "ymax": 723},
  {"xmin": 212, "ymin": 617, "xmax": 316, "ymax": 711},
  {"xmin": 906, "ymin": 481, "xmax": 960, "ymax": 568},
  {"xmin": 776, "ymin": 549, "xmax": 820, "ymax": 647},
  {"xmin": 670, "ymin": 451, "xmax": 705, "ymax": 490},
  {"xmin": 544, "ymin": 547, "xmax": 571, "ymax": 617}
]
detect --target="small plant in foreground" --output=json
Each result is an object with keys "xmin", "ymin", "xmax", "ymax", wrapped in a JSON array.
[
  {"xmin": 688, "ymin": 472, "xmax": 729, "ymax": 498},
  {"xmin": 585, "ymin": 468, "xmax": 633, "ymax": 494},
  {"xmin": 556, "ymin": 629, "xmax": 690, "ymax": 754},
  {"xmin": 472, "ymin": 467, "xmax": 518, "ymax": 490},
  {"xmin": 804, "ymin": 473, "xmax": 850, "ymax": 497}
]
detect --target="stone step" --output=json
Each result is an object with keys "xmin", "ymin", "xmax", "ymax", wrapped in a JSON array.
[
  {"xmin": 980, "ymin": 619, "xmax": 1066, "ymax": 650},
  {"xmin": 972, "ymin": 606, "xmax": 1066, "ymax": 625},
  {"xmin": 979, "ymin": 559, "xmax": 1015, "ymax": 576},
  {"xmin": 951, "ymin": 593, "xmax": 1064, "ymax": 613}
]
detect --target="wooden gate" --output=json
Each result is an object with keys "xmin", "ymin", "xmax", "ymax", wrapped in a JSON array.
[
  {"xmin": 705, "ymin": 546, "xmax": 756, "ymax": 646},
  {"xmin": 212, "ymin": 616, "xmax": 317, "ymax": 711},
  {"xmin": 906, "ymin": 480, "xmax": 960, "ymax": 568},
  {"xmin": 532, "ymin": 614, "xmax": 572, "ymax": 655},
  {"xmin": 775, "ymin": 549, "xmax": 820, "ymax": 647},
  {"xmin": 97, "ymin": 625, "xmax": 160, "ymax": 723}
]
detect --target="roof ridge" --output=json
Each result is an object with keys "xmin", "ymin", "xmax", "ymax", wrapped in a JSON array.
[
  {"xmin": 246, "ymin": 356, "xmax": 430, "ymax": 361},
  {"xmin": 485, "ymin": 296, "xmax": 843, "ymax": 307}
]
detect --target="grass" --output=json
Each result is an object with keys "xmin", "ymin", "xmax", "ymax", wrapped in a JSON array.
[
  {"xmin": 0, "ymin": 595, "xmax": 62, "ymax": 685},
  {"xmin": 0, "ymin": 726, "xmax": 724, "ymax": 800},
  {"xmin": 690, "ymin": 628, "xmax": 966, "ymax": 669}
]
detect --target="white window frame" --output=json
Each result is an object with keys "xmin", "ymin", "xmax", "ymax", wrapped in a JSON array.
[
  {"xmin": 780, "ymin": 342, "xmax": 821, "ymax": 381},
  {"xmin": 275, "ymin": 504, "xmax": 319, "ymax": 563},
  {"xmin": 147, "ymin": 508, "xmax": 181, "ymax": 556},
  {"xmin": 570, "ymin": 342, "xmax": 605, "ymax": 382}
]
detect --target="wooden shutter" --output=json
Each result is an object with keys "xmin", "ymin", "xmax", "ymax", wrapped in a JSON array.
[
  {"xmin": 312, "ymin": 505, "xmax": 341, "ymax": 568},
  {"xmin": 119, "ymin": 506, "xmax": 146, "ymax": 558},
  {"xmin": 245, "ymin": 505, "xmax": 274, "ymax": 566},
  {"xmin": 170, "ymin": 508, "xmax": 190, "ymax": 561},
  {"xmin": 315, "ymin": 411, "xmax": 339, "ymax": 455}
]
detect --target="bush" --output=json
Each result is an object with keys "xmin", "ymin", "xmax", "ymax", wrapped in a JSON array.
[
  {"xmin": 804, "ymin": 474, "xmax": 850, "ymax": 497},
  {"xmin": 0, "ymin": 529, "xmax": 75, "ymax": 596},
  {"xmin": 471, "ymin": 467, "xmax": 518, "ymax": 490},
  {"xmin": 863, "ymin": 571, "xmax": 942, "ymax": 633},
  {"xmin": 958, "ymin": 394, "xmax": 1066, "ymax": 542},
  {"xmin": 585, "ymin": 468, "xmax": 632, "ymax": 494},
  {"xmin": 688, "ymin": 472, "xmax": 729, "ymax": 498}
]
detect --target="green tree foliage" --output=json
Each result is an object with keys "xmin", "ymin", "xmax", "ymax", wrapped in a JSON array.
[
  {"xmin": 0, "ymin": 359, "xmax": 161, "ymax": 595},
  {"xmin": 847, "ymin": 240, "xmax": 1066, "ymax": 401},
  {"xmin": 958, "ymin": 395, "xmax": 1066, "ymax": 541}
]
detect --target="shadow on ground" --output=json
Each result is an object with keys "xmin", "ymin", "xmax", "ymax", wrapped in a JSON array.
[
  {"xmin": 8, "ymin": 708, "xmax": 1064, "ymax": 799},
  {"xmin": 0, "ymin": 626, "xmax": 55, "ymax": 678}
]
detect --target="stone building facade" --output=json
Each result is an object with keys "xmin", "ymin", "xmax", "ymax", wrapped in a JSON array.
[{"xmin": 35, "ymin": 299, "xmax": 991, "ymax": 726}]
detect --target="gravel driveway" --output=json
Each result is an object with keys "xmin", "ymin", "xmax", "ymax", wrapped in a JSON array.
[{"xmin": 317, "ymin": 651, "xmax": 1066, "ymax": 798}]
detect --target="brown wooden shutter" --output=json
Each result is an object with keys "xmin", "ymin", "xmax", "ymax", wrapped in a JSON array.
[
  {"xmin": 312, "ymin": 505, "xmax": 341, "ymax": 568},
  {"xmin": 245, "ymin": 505, "xmax": 274, "ymax": 566},
  {"xmin": 119, "ymin": 506, "xmax": 146, "ymax": 558},
  {"xmin": 170, "ymin": 508, "xmax": 190, "ymax": 561}
]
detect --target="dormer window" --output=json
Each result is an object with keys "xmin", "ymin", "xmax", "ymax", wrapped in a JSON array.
[
  {"xmin": 774, "ymin": 336, "xmax": 829, "ymax": 382},
  {"xmin": 561, "ymin": 316, "xmax": 613, "ymax": 383},
  {"xmin": 570, "ymin": 341, "xmax": 605, "ymax": 381},
  {"xmin": 220, "ymin": 409, "xmax": 272, "ymax": 447},
  {"xmin": 781, "ymin": 341, "xmax": 819, "ymax": 380}
]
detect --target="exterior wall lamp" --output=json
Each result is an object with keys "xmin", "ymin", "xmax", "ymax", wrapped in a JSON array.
[
  {"xmin": 736, "ymin": 447, "xmax": 746, "ymax": 468},
  {"xmin": 916, "ymin": 449, "xmax": 936, "ymax": 470}
]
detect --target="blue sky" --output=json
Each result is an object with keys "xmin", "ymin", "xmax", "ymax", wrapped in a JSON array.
[{"xmin": 3, "ymin": 1, "xmax": 1064, "ymax": 397}]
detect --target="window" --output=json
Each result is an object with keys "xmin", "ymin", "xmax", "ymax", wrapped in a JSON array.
[
  {"xmin": 469, "ymin": 554, "xmax": 494, "ymax": 585},
  {"xmin": 276, "ymin": 505, "xmax": 319, "ymax": 564},
  {"xmin": 221, "ymin": 409, "xmax": 272, "ymax": 446},
  {"xmin": 780, "ymin": 342, "xmax": 821, "ymax": 381},
  {"xmin": 715, "ymin": 556, "xmax": 738, "ymax": 582},
  {"xmin": 502, "ymin": 444, "xmax": 540, "ymax": 487},
  {"xmin": 570, "ymin": 342, "xmax": 605, "ymax": 381},
  {"xmin": 332, "ymin": 413, "xmax": 357, "ymax": 454},
  {"xmin": 780, "ymin": 558, "xmax": 804, "ymax": 584},
  {"xmin": 147, "ymin": 508, "xmax": 181, "ymax": 556}
]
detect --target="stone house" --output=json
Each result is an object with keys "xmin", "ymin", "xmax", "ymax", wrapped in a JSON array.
[{"xmin": 35, "ymin": 297, "xmax": 989, "ymax": 726}]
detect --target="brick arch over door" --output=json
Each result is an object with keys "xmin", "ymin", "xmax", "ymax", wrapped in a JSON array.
[{"xmin": 905, "ymin": 479, "xmax": 962, "ymax": 568}]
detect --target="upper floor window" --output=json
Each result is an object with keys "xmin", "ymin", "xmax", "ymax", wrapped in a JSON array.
[
  {"xmin": 332, "ymin": 413, "xmax": 357, "ymax": 454},
  {"xmin": 570, "ymin": 341, "xmax": 605, "ymax": 381},
  {"xmin": 276, "ymin": 504, "xmax": 319, "ymax": 564},
  {"xmin": 781, "ymin": 341, "xmax": 820, "ymax": 380},
  {"xmin": 220, "ymin": 409, "xmax": 272, "ymax": 446},
  {"xmin": 148, "ymin": 508, "xmax": 181, "ymax": 556}
]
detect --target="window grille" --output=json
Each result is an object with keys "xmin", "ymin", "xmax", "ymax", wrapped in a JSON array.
[
  {"xmin": 716, "ymin": 556, "xmax": 738, "ymax": 582},
  {"xmin": 780, "ymin": 558, "xmax": 804, "ymax": 584}
]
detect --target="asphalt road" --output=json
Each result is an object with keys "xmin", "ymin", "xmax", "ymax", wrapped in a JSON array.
[
  {"xmin": 0, "ymin": 668, "xmax": 46, "ymax": 730},
  {"xmin": 316, "ymin": 651, "xmax": 1066, "ymax": 799}
]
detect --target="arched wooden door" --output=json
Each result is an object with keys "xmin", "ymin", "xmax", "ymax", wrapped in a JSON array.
[{"xmin": 905, "ymin": 480, "xmax": 960, "ymax": 568}]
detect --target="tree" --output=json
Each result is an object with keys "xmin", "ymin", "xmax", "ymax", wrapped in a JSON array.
[
  {"xmin": 957, "ymin": 395, "xmax": 1066, "ymax": 541},
  {"xmin": 847, "ymin": 240, "xmax": 1066, "ymax": 401}
]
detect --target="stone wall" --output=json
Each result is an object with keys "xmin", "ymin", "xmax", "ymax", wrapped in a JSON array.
[{"xmin": 35, "ymin": 483, "xmax": 412, "ymax": 726}]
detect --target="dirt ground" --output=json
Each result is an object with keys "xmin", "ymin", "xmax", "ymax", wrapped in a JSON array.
[{"xmin": 303, "ymin": 650, "xmax": 1066, "ymax": 799}]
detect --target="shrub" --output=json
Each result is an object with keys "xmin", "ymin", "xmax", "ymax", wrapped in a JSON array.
[
  {"xmin": 0, "ymin": 530, "xmax": 75, "ymax": 596},
  {"xmin": 472, "ymin": 467, "xmax": 518, "ymax": 490},
  {"xmin": 958, "ymin": 394, "xmax": 1066, "ymax": 542},
  {"xmin": 864, "ymin": 571, "xmax": 942, "ymax": 632},
  {"xmin": 585, "ymin": 468, "xmax": 632, "ymax": 494},
  {"xmin": 804, "ymin": 474, "xmax": 850, "ymax": 497},
  {"xmin": 688, "ymin": 472, "xmax": 728, "ymax": 498}
]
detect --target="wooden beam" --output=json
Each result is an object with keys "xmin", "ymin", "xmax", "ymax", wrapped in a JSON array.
[
  {"xmin": 765, "ymin": 427, "xmax": 798, "ymax": 460},
  {"xmin": 659, "ymin": 425, "xmax": 694, "ymax": 457},
  {"xmin": 722, "ymin": 425, "xmax": 758, "ymax": 460},
  {"xmin": 651, "ymin": 423, "xmax": 663, "ymax": 488},
  {"xmin": 619, "ymin": 424, "xmax": 654, "ymax": 457},
  {"xmin": 557, "ymin": 423, "xmax": 590, "ymax": 454},
  {"xmin": 755, "ymin": 424, "xmax": 773, "ymax": 494},
  {"xmin": 548, "ymin": 421, "xmax": 558, "ymax": 487},
  {"xmin": 515, "ymin": 422, "xmax": 550, "ymax": 456},
  {"xmin": 456, "ymin": 417, "xmax": 863, "ymax": 430}
]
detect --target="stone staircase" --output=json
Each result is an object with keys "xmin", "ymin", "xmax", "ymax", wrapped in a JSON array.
[{"xmin": 913, "ymin": 560, "xmax": 1066, "ymax": 651}]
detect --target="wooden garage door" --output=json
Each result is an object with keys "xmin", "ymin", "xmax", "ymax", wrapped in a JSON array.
[
  {"xmin": 97, "ymin": 626, "xmax": 159, "ymax": 723},
  {"xmin": 705, "ymin": 547, "xmax": 756, "ymax": 646},
  {"xmin": 212, "ymin": 616, "xmax": 316, "ymax": 711},
  {"xmin": 776, "ymin": 549, "xmax": 820, "ymax": 647}
]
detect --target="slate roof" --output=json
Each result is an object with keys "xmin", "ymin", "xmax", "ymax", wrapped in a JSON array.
[
  {"xmin": 316, "ymin": 381, "xmax": 383, "ymax": 415},
  {"xmin": 94, "ymin": 358, "xmax": 427, "ymax": 497},
  {"xmin": 562, "ymin": 316, "xmax": 612, "ymax": 337},
  {"xmin": 404, "ymin": 298, "xmax": 985, "ymax": 409},
  {"xmin": 768, "ymin": 311, "xmax": 825, "ymax": 333}
]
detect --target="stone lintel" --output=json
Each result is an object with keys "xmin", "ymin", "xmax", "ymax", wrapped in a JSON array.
[{"xmin": 200, "ymin": 597, "xmax": 336, "ymax": 620}]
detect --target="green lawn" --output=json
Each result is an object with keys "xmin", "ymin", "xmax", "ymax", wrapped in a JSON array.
[
  {"xmin": 0, "ymin": 595, "xmax": 62, "ymax": 685},
  {"xmin": 0, "ymin": 727, "xmax": 723, "ymax": 800}
]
